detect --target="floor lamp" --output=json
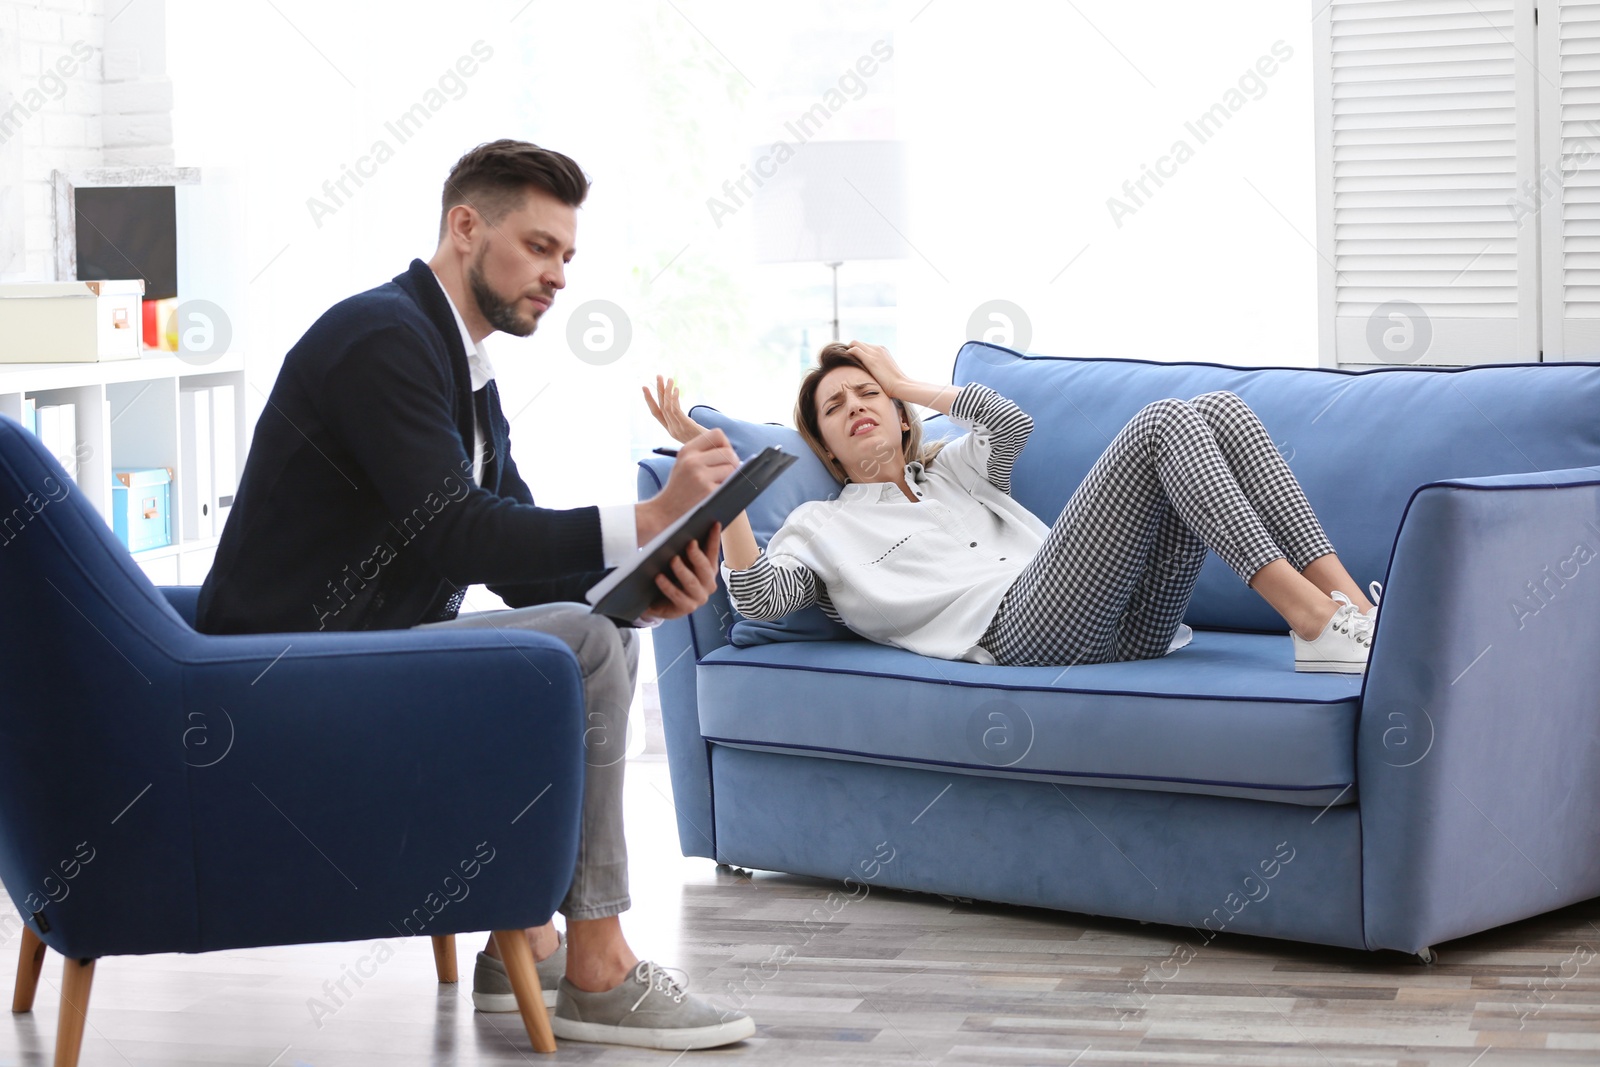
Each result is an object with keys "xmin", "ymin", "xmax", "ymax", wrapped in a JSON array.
[{"xmin": 751, "ymin": 140, "xmax": 909, "ymax": 342}]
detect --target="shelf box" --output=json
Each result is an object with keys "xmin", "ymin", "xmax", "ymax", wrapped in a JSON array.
[
  {"xmin": 0, "ymin": 280, "xmax": 145, "ymax": 363},
  {"xmin": 112, "ymin": 467, "xmax": 173, "ymax": 554}
]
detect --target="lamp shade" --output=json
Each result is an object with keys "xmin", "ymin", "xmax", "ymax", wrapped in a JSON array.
[{"xmin": 751, "ymin": 140, "xmax": 909, "ymax": 264}]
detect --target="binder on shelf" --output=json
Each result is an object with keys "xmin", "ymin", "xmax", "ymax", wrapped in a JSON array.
[
  {"xmin": 180, "ymin": 387, "xmax": 214, "ymax": 540},
  {"xmin": 35, "ymin": 402, "xmax": 78, "ymax": 483},
  {"xmin": 210, "ymin": 384, "xmax": 237, "ymax": 529},
  {"xmin": 19, "ymin": 397, "xmax": 36, "ymax": 437},
  {"xmin": 35, "ymin": 405, "xmax": 58, "ymax": 460}
]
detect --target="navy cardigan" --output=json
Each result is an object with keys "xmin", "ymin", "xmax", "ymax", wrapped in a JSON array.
[{"xmin": 197, "ymin": 259, "xmax": 611, "ymax": 634}]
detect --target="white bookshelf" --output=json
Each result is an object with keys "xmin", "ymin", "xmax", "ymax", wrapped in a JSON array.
[{"xmin": 0, "ymin": 352, "xmax": 249, "ymax": 586}]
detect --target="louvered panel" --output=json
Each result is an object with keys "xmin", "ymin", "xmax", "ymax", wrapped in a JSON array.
[
  {"xmin": 1334, "ymin": 155, "xmax": 1515, "ymax": 176},
  {"xmin": 1336, "ymin": 237, "xmax": 1518, "ymax": 253},
  {"xmin": 1322, "ymin": 0, "xmax": 1528, "ymax": 364},
  {"xmin": 1337, "ymin": 253, "xmax": 1518, "ymax": 270},
  {"xmin": 1335, "ymin": 173, "xmax": 1520, "ymax": 191},
  {"xmin": 1334, "ymin": 125, "xmax": 1512, "ymax": 147},
  {"xmin": 1336, "ymin": 189, "xmax": 1523, "ymax": 207},
  {"xmin": 1557, "ymin": 2, "xmax": 1600, "ymax": 327},
  {"xmin": 1334, "ymin": 58, "xmax": 1516, "ymax": 82},
  {"xmin": 1334, "ymin": 107, "xmax": 1518, "ymax": 132}
]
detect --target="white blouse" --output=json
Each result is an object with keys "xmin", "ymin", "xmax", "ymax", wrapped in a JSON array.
[{"xmin": 723, "ymin": 383, "xmax": 1195, "ymax": 664}]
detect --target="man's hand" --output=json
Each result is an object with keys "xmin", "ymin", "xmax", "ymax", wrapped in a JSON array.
[
  {"xmin": 635, "ymin": 428, "xmax": 739, "ymax": 545},
  {"xmin": 639, "ymin": 522, "xmax": 722, "ymax": 624}
]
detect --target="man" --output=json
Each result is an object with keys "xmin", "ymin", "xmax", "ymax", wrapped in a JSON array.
[{"xmin": 197, "ymin": 140, "xmax": 754, "ymax": 1050}]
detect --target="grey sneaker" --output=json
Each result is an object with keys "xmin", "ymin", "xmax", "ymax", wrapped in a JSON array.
[
  {"xmin": 552, "ymin": 960, "xmax": 756, "ymax": 1049},
  {"xmin": 471, "ymin": 933, "xmax": 565, "ymax": 1010}
]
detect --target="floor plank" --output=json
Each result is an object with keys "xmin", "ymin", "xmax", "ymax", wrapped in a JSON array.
[{"xmin": 2, "ymin": 754, "xmax": 1595, "ymax": 1066}]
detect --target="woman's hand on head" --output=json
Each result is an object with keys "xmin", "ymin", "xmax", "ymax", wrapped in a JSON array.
[
  {"xmin": 641, "ymin": 375, "xmax": 708, "ymax": 445},
  {"xmin": 844, "ymin": 341, "xmax": 908, "ymax": 398}
]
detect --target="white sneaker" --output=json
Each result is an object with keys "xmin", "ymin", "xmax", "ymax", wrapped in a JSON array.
[
  {"xmin": 1367, "ymin": 581, "xmax": 1382, "ymax": 617},
  {"xmin": 1293, "ymin": 591, "xmax": 1374, "ymax": 673}
]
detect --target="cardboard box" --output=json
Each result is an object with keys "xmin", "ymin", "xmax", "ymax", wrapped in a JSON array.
[
  {"xmin": 0, "ymin": 279, "xmax": 146, "ymax": 363},
  {"xmin": 111, "ymin": 467, "xmax": 172, "ymax": 554}
]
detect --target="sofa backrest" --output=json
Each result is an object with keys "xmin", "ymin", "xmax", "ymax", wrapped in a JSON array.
[{"xmin": 956, "ymin": 344, "xmax": 1600, "ymax": 632}]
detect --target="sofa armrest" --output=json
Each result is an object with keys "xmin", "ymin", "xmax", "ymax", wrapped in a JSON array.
[
  {"xmin": 177, "ymin": 627, "xmax": 587, "ymax": 954},
  {"xmin": 639, "ymin": 456, "xmax": 726, "ymax": 859},
  {"xmin": 1359, "ymin": 466, "xmax": 1600, "ymax": 953},
  {"xmin": 157, "ymin": 585, "xmax": 201, "ymax": 626}
]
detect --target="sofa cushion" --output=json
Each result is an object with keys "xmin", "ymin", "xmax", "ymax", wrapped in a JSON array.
[
  {"xmin": 695, "ymin": 627, "xmax": 1362, "ymax": 807},
  {"xmin": 686, "ymin": 404, "xmax": 964, "ymax": 646},
  {"xmin": 955, "ymin": 346, "xmax": 1600, "ymax": 633}
]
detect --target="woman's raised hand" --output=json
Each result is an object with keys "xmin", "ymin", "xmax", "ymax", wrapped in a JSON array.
[
  {"xmin": 845, "ymin": 341, "xmax": 908, "ymax": 398},
  {"xmin": 641, "ymin": 374, "xmax": 708, "ymax": 445}
]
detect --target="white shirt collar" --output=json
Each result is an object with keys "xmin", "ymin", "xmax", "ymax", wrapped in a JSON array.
[
  {"xmin": 838, "ymin": 461, "xmax": 927, "ymax": 502},
  {"xmin": 429, "ymin": 267, "xmax": 496, "ymax": 392}
]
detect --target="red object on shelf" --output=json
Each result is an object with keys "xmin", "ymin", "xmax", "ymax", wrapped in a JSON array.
[{"xmin": 142, "ymin": 299, "xmax": 159, "ymax": 348}]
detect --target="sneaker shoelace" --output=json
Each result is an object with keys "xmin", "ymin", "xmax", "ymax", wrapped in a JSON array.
[
  {"xmin": 1329, "ymin": 592, "xmax": 1374, "ymax": 647},
  {"xmin": 630, "ymin": 961, "xmax": 689, "ymax": 1011}
]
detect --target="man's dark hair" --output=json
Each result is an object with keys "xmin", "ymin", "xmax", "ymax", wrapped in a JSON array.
[{"xmin": 438, "ymin": 139, "xmax": 589, "ymax": 239}]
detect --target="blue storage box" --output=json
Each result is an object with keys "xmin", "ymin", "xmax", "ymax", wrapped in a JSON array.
[{"xmin": 111, "ymin": 468, "xmax": 172, "ymax": 553}]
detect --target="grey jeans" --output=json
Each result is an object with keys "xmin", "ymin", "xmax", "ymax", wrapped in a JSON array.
[{"xmin": 417, "ymin": 602, "xmax": 639, "ymax": 921}]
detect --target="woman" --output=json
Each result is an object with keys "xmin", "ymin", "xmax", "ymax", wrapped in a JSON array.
[{"xmin": 643, "ymin": 342, "xmax": 1379, "ymax": 672}]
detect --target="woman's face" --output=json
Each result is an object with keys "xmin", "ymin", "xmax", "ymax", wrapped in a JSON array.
[{"xmin": 814, "ymin": 365, "xmax": 908, "ymax": 482}]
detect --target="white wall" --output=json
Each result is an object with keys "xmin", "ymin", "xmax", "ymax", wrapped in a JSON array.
[
  {"xmin": 11, "ymin": 1, "xmax": 1319, "ymax": 662},
  {"xmin": 894, "ymin": 3, "xmax": 1316, "ymax": 370},
  {"xmin": 0, "ymin": 0, "xmax": 107, "ymax": 279},
  {"xmin": 0, "ymin": 0, "xmax": 176, "ymax": 281},
  {"xmin": 159, "ymin": 0, "xmax": 1317, "ymax": 461}
]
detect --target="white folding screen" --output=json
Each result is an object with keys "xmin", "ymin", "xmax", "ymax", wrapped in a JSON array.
[
  {"xmin": 1538, "ymin": 0, "xmax": 1600, "ymax": 359},
  {"xmin": 1314, "ymin": 0, "xmax": 1541, "ymax": 366}
]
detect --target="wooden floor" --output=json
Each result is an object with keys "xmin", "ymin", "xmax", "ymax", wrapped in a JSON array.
[{"xmin": 3, "ymin": 754, "xmax": 1596, "ymax": 1066}]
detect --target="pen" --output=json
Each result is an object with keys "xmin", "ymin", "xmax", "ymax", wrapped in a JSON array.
[{"xmin": 653, "ymin": 446, "xmax": 680, "ymax": 457}]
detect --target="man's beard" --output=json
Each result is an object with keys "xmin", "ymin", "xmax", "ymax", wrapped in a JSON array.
[{"xmin": 468, "ymin": 246, "xmax": 539, "ymax": 338}]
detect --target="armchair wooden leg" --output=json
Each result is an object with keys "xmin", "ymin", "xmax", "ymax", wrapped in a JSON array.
[
  {"xmin": 431, "ymin": 935, "xmax": 458, "ymax": 983},
  {"xmin": 493, "ymin": 929, "xmax": 556, "ymax": 1053},
  {"xmin": 12, "ymin": 925, "xmax": 45, "ymax": 1013},
  {"xmin": 54, "ymin": 957, "xmax": 94, "ymax": 1067}
]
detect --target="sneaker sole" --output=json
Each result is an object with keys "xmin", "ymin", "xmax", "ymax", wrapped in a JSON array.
[
  {"xmin": 1294, "ymin": 659, "xmax": 1367, "ymax": 673},
  {"xmin": 550, "ymin": 1013, "xmax": 756, "ymax": 1050},
  {"xmin": 472, "ymin": 988, "xmax": 558, "ymax": 1011}
]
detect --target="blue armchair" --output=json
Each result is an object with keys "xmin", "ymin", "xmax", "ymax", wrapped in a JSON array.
[{"xmin": 0, "ymin": 416, "xmax": 586, "ymax": 1063}]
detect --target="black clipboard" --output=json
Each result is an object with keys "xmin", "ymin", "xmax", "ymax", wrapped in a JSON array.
[{"xmin": 586, "ymin": 446, "xmax": 797, "ymax": 623}]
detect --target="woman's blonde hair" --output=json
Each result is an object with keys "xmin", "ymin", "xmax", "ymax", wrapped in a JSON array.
[{"xmin": 795, "ymin": 342, "xmax": 947, "ymax": 485}]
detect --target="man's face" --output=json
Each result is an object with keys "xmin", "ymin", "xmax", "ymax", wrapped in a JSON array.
[{"xmin": 465, "ymin": 187, "xmax": 577, "ymax": 337}]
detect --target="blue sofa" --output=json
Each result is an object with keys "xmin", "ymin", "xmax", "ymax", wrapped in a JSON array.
[{"xmin": 637, "ymin": 343, "xmax": 1600, "ymax": 957}]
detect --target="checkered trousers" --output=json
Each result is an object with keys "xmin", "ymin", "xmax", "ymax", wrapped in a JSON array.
[{"xmin": 977, "ymin": 390, "xmax": 1336, "ymax": 668}]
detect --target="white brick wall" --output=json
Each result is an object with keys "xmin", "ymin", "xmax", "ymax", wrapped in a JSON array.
[{"xmin": 0, "ymin": 0, "xmax": 175, "ymax": 280}]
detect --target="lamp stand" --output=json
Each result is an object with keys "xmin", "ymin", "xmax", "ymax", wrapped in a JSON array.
[{"xmin": 826, "ymin": 261, "xmax": 843, "ymax": 341}]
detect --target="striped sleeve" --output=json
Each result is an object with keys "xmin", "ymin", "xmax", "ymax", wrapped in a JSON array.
[
  {"xmin": 723, "ymin": 550, "xmax": 823, "ymax": 621},
  {"xmin": 944, "ymin": 382, "xmax": 1034, "ymax": 495}
]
